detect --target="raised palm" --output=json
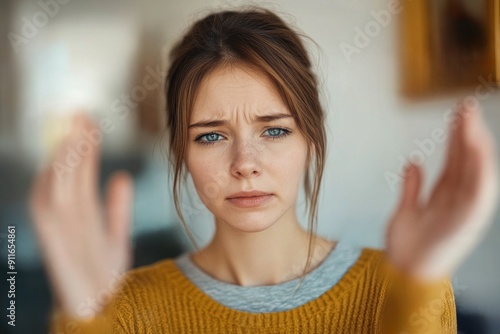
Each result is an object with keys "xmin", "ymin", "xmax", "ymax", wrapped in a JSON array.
[
  {"xmin": 386, "ymin": 98, "xmax": 499, "ymax": 281},
  {"xmin": 28, "ymin": 113, "xmax": 134, "ymax": 318}
]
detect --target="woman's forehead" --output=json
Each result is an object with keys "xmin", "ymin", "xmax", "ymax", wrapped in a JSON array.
[{"xmin": 191, "ymin": 66, "xmax": 287, "ymax": 122}]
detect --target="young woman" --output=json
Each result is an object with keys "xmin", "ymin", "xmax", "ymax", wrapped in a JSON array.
[{"xmin": 29, "ymin": 6, "xmax": 498, "ymax": 334}]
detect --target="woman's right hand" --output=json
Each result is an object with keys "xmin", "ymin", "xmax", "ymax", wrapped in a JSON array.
[{"xmin": 28, "ymin": 112, "xmax": 134, "ymax": 319}]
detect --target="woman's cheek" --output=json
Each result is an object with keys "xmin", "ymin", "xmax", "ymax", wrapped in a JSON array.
[{"xmin": 191, "ymin": 166, "xmax": 230, "ymax": 206}]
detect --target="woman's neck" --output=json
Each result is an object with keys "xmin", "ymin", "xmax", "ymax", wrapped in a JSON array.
[{"xmin": 190, "ymin": 225, "xmax": 336, "ymax": 287}]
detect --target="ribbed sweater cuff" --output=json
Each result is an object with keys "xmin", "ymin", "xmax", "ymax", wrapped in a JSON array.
[
  {"xmin": 379, "ymin": 252, "xmax": 451, "ymax": 334},
  {"xmin": 48, "ymin": 298, "xmax": 115, "ymax": 334}
]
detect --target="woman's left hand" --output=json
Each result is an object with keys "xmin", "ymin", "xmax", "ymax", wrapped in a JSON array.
[{"xmin": 385, "ymin": 97, "xmax": 499, "ymax": 281}]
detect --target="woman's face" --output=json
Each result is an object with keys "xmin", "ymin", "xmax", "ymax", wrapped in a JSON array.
[{"xmin": 186, "ymin": 64, "xmax": 311, "ymax": 232}]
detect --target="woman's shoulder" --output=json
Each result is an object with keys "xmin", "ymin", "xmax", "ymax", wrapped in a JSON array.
[
  {"xmin": 359, "ymin": 245, "xmax": 386, "ymax": 261},
  {"xmin": 115, "ymin": 257, "xmax": 185, "ymax": 296},
  {"xmin": 357, "ymin": 245, "xmax": 391, "ymax": 273},
  {"xmin": 331, "ymin": 242, "xmax": 392, "ymax": 284},
  {"xmin": 128, "ymin": 257, "xmax": 178, "ymax": 276}
]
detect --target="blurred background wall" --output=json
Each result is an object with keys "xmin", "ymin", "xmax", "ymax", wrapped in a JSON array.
[{"xmin": 0, "ymin": 0, "xmax": 499, "ymax": 333}]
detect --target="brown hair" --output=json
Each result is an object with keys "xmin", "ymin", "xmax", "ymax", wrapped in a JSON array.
[{"xmin": 163, "ymin": 5, "xmax": 328, "ymax": 289}]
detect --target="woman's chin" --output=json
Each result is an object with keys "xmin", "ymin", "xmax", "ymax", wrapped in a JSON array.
[{"xmin": 218, "ymin": 215, "xmax": 276, "ymax": 233}]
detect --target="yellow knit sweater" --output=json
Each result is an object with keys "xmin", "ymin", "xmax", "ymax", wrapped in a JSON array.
[{"xmin": 48, "ymin": 247, "xmax": 457, "ymax": 333}]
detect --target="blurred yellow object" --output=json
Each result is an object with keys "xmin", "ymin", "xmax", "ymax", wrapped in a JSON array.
[
  {"xmin": 40, "ymin": 112, "xmax": 77, "ymax": 166},
  {"xmin": 400, "ymin": 0, "xmax": 499, "ymax": 98}
]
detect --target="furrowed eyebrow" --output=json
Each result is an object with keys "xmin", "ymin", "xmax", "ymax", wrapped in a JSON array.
[{"xmin": 188, "ymin": 113, "xmax": 293, "ymax": 129}]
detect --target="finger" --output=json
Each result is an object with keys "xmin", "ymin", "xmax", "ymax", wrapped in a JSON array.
[
  {"xmin": 443, "ymin": 101, "xmax": 467, "ymax": 186},
  {"xmin": 450, "ymin": 98, "xmax": 484, "ymax": 199},
  {"xmin": 28, "ymin": 166, "xmax": 51, "ymax": 226},
  {"xmin": 77, "ymin": 113, "xmax": 102, "ymax": 195},
  {"xmin": 29, "ymin": 160, "xmax": 48, "ymax": 208},
  {"xmin": 461, "ymin": 99, "xmax": 497, "ymax": 201},
  {"xmin": 428, "ymin": 100, "xmax": 469, "ymax": 206},
  {"xmin": 396, "ymin": 162, "xmax": 423, "ymax": 213},
  {"xmin": 48, "ymin": 131, "xmax": 81, "ymax": 205},
  {"xmin": 29, "ymin": 126, "xmax": 79, "ymax": 222},
  {"xmin": 105, "ymin": 171, "xmax": 134, "ymax": 253},
  {"xmin": 70, "ymin": 112, "xmax": 102, "ymax": 203},
  {"xmin": 28, "ymin": 163, "xmax": 64, "ymax": 250}
]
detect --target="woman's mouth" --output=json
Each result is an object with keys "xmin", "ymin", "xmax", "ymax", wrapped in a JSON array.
[{"xmin": 226, "ymin": 194, "xmax": 274, "ymax": 208}]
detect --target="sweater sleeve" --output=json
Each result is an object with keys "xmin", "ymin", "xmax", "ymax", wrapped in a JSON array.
[
  {"xmin": 378, "ymin": 253, "xmax": 457, "ymax": 334},
  {"xmin": 47, "ymin": 292, "xmax": 134, "ymax": 334},
  {"xmin": 47, "ymin": 271, "xmax": 140, "ymax": 334}
]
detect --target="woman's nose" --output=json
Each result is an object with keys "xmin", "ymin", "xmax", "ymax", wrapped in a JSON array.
[{"xmin": 229, "ymin": 141, "xmax": 263, "ymax": 178}]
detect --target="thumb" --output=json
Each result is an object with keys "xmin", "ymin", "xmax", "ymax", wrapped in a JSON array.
[
  {"xmin": 385, "ymin": 162, "xmax": 423, "ymax": 249},
  {"xmin": 397, "ymin": 162, "xmax": 423, "ymax": 213},
  {"xmin": 105, "ymin": 171, "xmax": 134, "ymax": 266}
]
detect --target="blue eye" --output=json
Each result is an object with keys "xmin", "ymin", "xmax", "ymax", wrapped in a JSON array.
[
  {"xmin": 197, "ymin": 132, "xmax": 222, "ymax": 144},
  {"xmin": 194, "ymin": 128, "xmax": 291, "ymax": 146},
  {"xmin": 265, "ymin": 128, "xmax": 291, "ymax": 140}
]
